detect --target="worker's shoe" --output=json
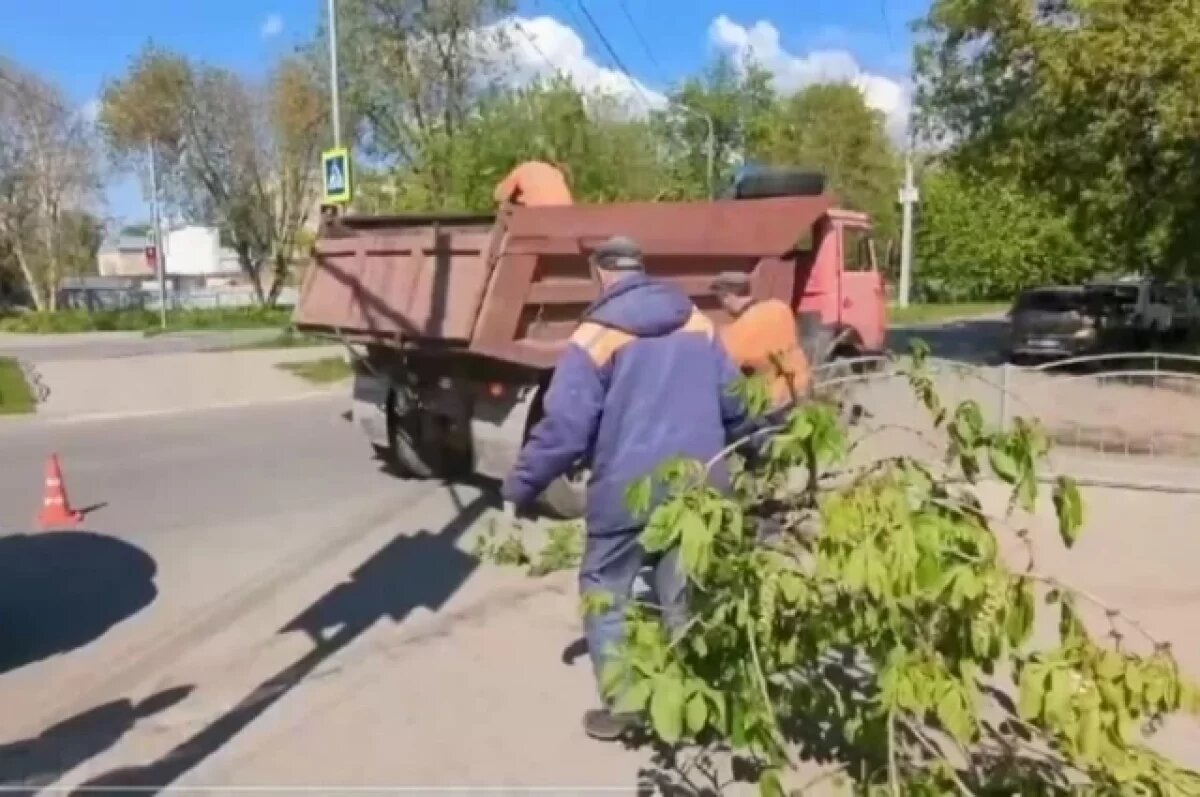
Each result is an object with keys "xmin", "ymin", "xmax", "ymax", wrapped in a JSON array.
[{"xmin": 582, "ymin": 707, "xmax": 639, "ymax": 741}]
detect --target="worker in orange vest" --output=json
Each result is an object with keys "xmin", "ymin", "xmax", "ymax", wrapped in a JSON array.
[
  {"xmin": 711, "ymin": 271, "xmax": 811, "ymax": 419},
  {"xmin": 493, "ymin": 160, "xmax": 574, "ymax": 207}
]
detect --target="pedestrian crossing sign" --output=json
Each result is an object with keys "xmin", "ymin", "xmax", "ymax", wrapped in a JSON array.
[{"xmin": 322, "ymin": 147, "xmax": 352, "ymax": 204}]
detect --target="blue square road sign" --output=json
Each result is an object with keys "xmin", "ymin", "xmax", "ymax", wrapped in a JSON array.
[{"xmin": 322, "ymin": 147, "xmax": 352, "ymax": 204}]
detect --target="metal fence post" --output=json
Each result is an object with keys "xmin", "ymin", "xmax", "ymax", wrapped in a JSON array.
[{"xmin": 998, "ymin": 362, "xmax": 1011, "ymax": 432}]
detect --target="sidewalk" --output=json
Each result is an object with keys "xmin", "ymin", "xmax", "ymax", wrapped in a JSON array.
[{"xmin": 24, "ymin": 346, "xmax": 347, "ymax": 421}]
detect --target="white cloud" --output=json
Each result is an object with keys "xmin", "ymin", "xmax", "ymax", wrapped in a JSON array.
[
  {"xmin": 709, "ymin": 15, "xmax": 911, "ymax": 141},
  {"xmin": 260, "ymin": 13, "xmax": 284, "ymax": 39},
  {"xmin": 486, "ymin": 15, "xmax": 666, "ymax": 113},
  {"xmin": 79, "ymin": 98, "xmax": 101, "ymax": 125}
]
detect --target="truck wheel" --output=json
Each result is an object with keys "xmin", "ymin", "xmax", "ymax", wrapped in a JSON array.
[
  {"xmin": 383, "ymin": 391, "xmax": 443, "ymax": 479},
  {"xmin": 537, "ymin": 468, "xmax": 588, "ymax": 520}
]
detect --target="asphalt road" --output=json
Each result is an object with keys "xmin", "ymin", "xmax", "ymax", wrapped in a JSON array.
[
  {"xmin": 0, "ymin": 328, "xmax": 282, "ymax": 363},
  {"xmin": 887, "ymin": 315, "xmax": 1010, "ymax": 364},
  {"xmin": 0, "ymin": 397, "xmax": 433, "ymax": 734}
]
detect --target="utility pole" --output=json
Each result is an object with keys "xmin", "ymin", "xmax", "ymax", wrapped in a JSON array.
[
  {"xmin": 897, "ymin": 150, "xmax": 918, "ymax": 308},
  {"xmin": 147, "ymin": 143, "xmax": 167, "ymax": 329},
  {"xmin": 327, "ymin": 0, "xmax": 341, "ymax": 149}
]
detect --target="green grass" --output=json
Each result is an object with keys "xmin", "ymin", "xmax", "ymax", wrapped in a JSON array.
[
  {"xmin": 0, "ymin": 357, "xmax": 35, "ymax": 415},
  {"xmin": 277, "ymin": 356, "xmax": 352, "ymax": 385},
  {"xmin": 889, "ymin": 301, "xmax": 1009, "ymax": 326},
  {"xmin": 0, "ymin": 307, "xmax": 292, "ymax": 335}
]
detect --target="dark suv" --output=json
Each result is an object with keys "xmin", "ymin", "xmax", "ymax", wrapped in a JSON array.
[{"xmin": 1008, "ymin": 286, "xmax": 1104, "ymax": 363}]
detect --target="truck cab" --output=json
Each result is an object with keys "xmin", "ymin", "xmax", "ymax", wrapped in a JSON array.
[{"xmin": 794, "ymin": 209, "xmax": 886, "ymax": 363}]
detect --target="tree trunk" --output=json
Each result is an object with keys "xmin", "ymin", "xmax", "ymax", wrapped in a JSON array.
[
  {"xmin": 246, "ymin": 262, "xmax": 267, "ymax": 307},
  {"xmin": 11, "ymin": 242, "xmax": 47, "ymax": 312}
]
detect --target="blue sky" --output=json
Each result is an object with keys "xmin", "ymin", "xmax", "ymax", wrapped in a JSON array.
[{"xmin": 0, "ymin": 0, "xmax": 926, "ymax": 225}]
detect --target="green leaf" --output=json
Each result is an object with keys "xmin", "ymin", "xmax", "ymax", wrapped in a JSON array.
[
  {"xmin": 758, "ymin": 768, "xmax": 785, "ymax": 797},
  {"xmin": 1053, "ymin": 475, "xmax": 1084, "ymax": 548},
  {"xmin": 1006, "ymin": 578, "xmax": 1036, "ymax": 648},
  {"xmin": 1019, "ymin": 664, "xmax": 1046, "ymax": 720},
  {"xmin": 624, "ymin": 476, "xmax": 653, "ymax": 520},
  {"xmin": 679, "ymin": 507, "xmax": 711, "ymax": 577},
  {"xmin": 614, "ymin": 679, "xmax": 653, "ymax": 714},
  {"xmin": 988, "ymin": 445, "xmax": 1020, "ymax": 484},
  {"xmin": 936, "ymin": 685, "xmax": 974, "ymax": 743},
  {"xmin": 916, "ymin": 554, "xmax": 941, "ymax": 591},
  {"xmin": 685, "ymin": 691, "xmax": 709, "ymax": 735},
  {"xmin": 778, "ymin": 572, "xmax": 804, "ymax": 604},
  {"xmin": 1045, "ymin": 669, "xmax": 1074, "ymax": 722},
  {"xmin": 650, "ymin": 675, "xmax": 685, "ymax": 743},
  {"xmin": 579, "ymin": 591, "xmax": 615, "ymax": 619},
  {"xmin": 1079, "ymin": 704, "xmax": 1102, "ymax": 762},
  {"xmin": 1097, "ymin": 651, "xmax": 1124, "ymax": 681},
  {"xmin": 1016, "ymin": 474, "xmax": 1038, "ymax": 513},
  {"xmin": 641, "ymin": 502, "xmax": 681, "ymax": 552}
]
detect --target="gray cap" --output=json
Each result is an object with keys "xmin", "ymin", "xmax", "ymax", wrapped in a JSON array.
[
  {"xmin": 712, "ymin": 271, "xmax": 753, "ymax": 296},
  {"xmin": 589, "ymin": 235, "xmax": 643, "ymax": 271}
]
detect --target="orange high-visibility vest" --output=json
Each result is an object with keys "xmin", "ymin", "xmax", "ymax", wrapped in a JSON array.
[
  {"xmin": 719, "ymin": 298, "xmax": 811, "ymax": 407},
  {"xmin": 493, "ymin": 161, "xmax": 573, "ymax": 207}
]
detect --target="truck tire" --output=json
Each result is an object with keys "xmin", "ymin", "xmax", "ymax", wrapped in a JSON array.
[
  {"xmin": 733, "ymin": 169, "xmax": 826, "ymax": 200},
  {"xmin": 383, "ymin": 390, "xmax": 452, "ymax": 479},
  {"xmin": 386, "ymin": 409, "xmax": 438, "ymax": 479}
]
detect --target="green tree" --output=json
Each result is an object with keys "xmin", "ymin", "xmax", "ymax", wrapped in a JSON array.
[
  {"xmin": 100, "ymin": 47, "xmax": 327, "ymax": 305},
  {"xmin": 915, "ymin": 166, "xmax": 1089, "ymax": 300},
  {"xmin": 333, "ymin": 0, "xmax": 515, "ymax": 208},
  {"xmin": 915, "ymin": 0, "xmax": 1200, "ymax": 276},
  {"xmin": 358, "ymin": 79, "xmax": 671, "ymax": 212},
  {"xmin": 657, "ymin": 57, "xmax": 779, "ymax": 199},
  {"xmin": 758, "ymin": 83, "xmax": 901, "ymax": 241}
]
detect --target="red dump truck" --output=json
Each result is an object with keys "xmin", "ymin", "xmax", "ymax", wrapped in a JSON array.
[{"xmin": 293, "ymin": 188, "xmax": 886, "ymax": 516}]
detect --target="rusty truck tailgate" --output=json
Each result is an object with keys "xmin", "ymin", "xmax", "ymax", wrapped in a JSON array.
[{"xmin": 294, "ymin": 215, "xmax": 498, "ymax": 341}]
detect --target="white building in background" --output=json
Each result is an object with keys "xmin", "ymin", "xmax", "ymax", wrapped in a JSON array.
[{"xmin": 164, "ymin": 225, "xmax": 240, "ymax": 278}]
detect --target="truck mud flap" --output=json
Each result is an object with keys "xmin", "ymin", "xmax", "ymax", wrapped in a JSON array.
[{"xmin": 469, "ymin": 389, "xmax": 536, "ymax": 483}]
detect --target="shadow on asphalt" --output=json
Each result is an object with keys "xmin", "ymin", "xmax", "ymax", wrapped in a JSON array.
[
  {"xmin": 0, "ymin": 531, "xmax": 158, "ymax": 675},
  {"xmin": 75, "ymin": 487, "xmax": 493, "ymax": 795},
  {"xmin": 0, "ymin": 687, "xmax": 193, "ymax": 796},
  {"xmin": 887, "ymin": 318, "xmax": 1010, "ymax": 366}
]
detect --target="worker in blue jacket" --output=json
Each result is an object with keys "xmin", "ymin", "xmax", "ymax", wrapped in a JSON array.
[{"xmin": 502, "ymin": 235, "xmax": 751, "ymax": 741}]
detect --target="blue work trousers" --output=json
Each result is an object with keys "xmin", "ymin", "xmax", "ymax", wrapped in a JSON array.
[{"xmin": 579, "ymin": 529, "xmax": 688, "ymax": 702}]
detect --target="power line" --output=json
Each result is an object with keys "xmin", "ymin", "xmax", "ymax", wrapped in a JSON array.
[
  {"xmin": 510, "ymin": 17, "xmax": 562, "ymax": 79},
  {"xmin": 878, "ymin": 0, "xmax": 898, "ymax": 54},
  {"xmin": 570, "ymin": 0, "xmax": 656, "ymax": 112},
  {"xmin": 615, "ymin": 0, "xmax": 667, "ymax": 82}
]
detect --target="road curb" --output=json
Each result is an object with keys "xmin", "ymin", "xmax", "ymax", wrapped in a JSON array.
[{"xmin": 31, "ymin": 388, "xmax": 348, "ymax": 426}]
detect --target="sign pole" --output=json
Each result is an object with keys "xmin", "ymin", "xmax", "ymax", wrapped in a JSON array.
[
  {"xmin": 148, "ymin": 143, "xmax": 167, "ymax": 329},
  {"xmin": 328, "ymin": 0, "xmax": 341, "ymax": 150}
]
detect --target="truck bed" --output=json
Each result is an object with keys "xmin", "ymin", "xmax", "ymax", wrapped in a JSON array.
[{"xmin": 294, "ymin": 196, "xmax": 832, "ymax": 369}]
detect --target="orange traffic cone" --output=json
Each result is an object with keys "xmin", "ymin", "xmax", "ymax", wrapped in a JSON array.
[{"xmin": 37, "ymin": 454, "xmax": 83, "ymax": 529}]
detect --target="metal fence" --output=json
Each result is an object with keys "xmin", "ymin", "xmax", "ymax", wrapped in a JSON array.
[
  {"xmin": 813, "ymin": 352, "xmax": 1200, "ymax": 492},
  {"xmin": 57, "ymin": 286, "xmax": 298, "ymax": 312}
]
